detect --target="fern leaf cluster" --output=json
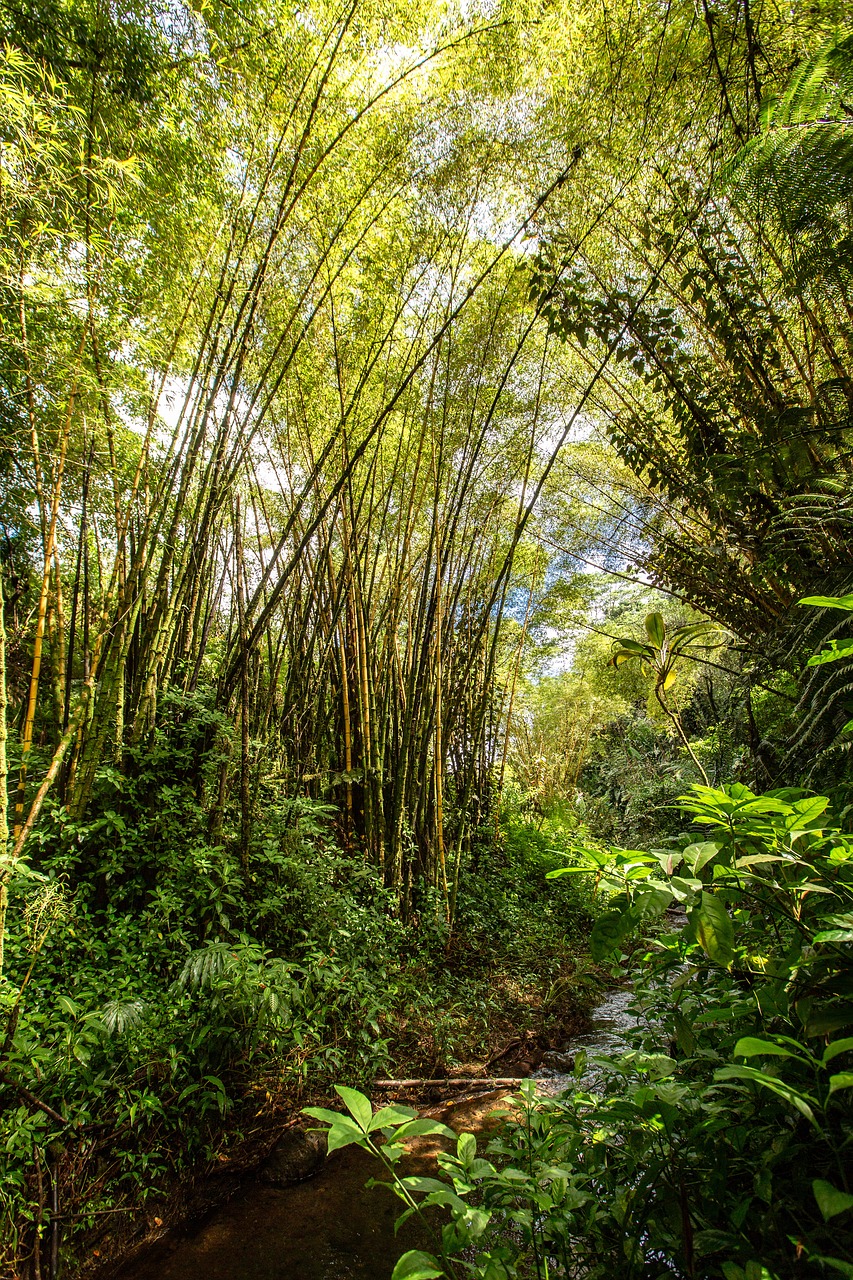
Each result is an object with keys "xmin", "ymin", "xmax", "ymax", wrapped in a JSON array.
[{"xmin": 726, "ymin": 33, "xmax": 853, "ymax": 289}]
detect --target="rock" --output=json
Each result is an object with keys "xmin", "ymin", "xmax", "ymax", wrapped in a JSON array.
[
  {"xmin": 541, "ymin": 1050, "xmax": 575, "ymax": 1072},
  {"xmin": 259, "ymin": 1127, "xmax": 327, "ymax": 1187}
]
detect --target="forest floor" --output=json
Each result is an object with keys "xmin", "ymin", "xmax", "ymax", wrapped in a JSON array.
[{"xmin": 80, "ymin": 952, "xmax": 603, "ymax": 1278}]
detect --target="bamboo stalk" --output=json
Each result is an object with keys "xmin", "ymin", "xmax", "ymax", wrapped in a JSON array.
[
  {"xmin": 235, "ymin": 493, "xmax": 251, "ymax": 867},
  {"xmin": 13, "ymin": 333, "xmax": 84, "ymax": 837}
]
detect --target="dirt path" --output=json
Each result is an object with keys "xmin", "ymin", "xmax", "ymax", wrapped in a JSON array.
[{"xmin": 114, "ymin": 1089, "xmax": 513, "ymax": 1280}]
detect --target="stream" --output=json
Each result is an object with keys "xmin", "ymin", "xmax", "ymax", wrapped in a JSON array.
[
  {"xmin": 115, "ymin": 985, "xmax": 645, "ymax": 1280},
  {"xmin": 533, "ymin": 986, "xmax": 639, "ymax": 1095}
]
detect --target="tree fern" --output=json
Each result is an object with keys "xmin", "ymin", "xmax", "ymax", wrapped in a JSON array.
[
  {"xmin": 725, "ymin": 32, "xmax": 853, "ymax": 291},
  {"xmin": 766, "ymin": 34, "xmax": 853, "ymax": 127}
]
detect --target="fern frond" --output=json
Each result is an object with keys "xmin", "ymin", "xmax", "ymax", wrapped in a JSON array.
[
  {"xmin": 771, "ymin": 32, "xmax": 853, "ymax": 127},
  {"xmin": 724, "ymin": 30, "xmax": 853, "ymax": 285}
]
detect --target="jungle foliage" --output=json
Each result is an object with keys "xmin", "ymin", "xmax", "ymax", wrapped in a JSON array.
[
  {"xmin": 323, "ymin": 781, "xmax": 853, "ymax": 1278},
  {"xmin": 0, "ymin": 0, "xmax": 852, "ymax": 1276}
]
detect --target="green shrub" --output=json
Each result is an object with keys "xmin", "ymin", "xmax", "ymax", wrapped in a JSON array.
[{"xmin": 350, "ymin": 783, "xmax": 853, "ymax": 1279}]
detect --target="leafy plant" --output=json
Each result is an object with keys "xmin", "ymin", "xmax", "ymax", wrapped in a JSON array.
[
  {"xmin": 798, "ymin": 595, "xmax": 853, "ymax": 746},
  {"xmin": 369, "ymin": 782, "xmax": 853, "ymax": 1279},
  {"xmin": 610, "ymin": 613, "xmax": 722, "ymax": 784}
]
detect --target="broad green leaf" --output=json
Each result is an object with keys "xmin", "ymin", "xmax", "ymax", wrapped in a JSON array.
[
  {"xmin": 651, "ymin": 848, "xmax": 684, "ymax": 874},
  {"xmin": 672, "ymin": 1010, "xmax": 696, "ymax": 1055},
  {"xmin": 683, "ymin": 841, "xmax": 722, "ymax": 874},
  {"xmin": 673, "ymin": 620, "xmax": 720, "ymax": 642},
  {"xmin": 735, "ymin": 854, "xmax": 791, "ymax": 869},
  {"xmin": 590, "ymin": 905, "xmax": 636, "ymax": 961},
  {"xmin": 632, "ymin": 1052, "xmax": 676, "ymax": 1079},
  {"xmin": 393, "ymin": 1118, "xmax": 457, "ymax": 1140},
  {"xmin": 788, "ymin": 795, "xmax": 830, "ymax": 823},
  {"xmin": 460, "ymin": 1206, "xmax": 490, "ymax": 1239},
  {"xmin": 370, "ymin": 1105, "xmax": 418, "ymax": 1131},
  {"xmin": 813, "ymin": 1179, "xmax": 853, "ymax": 1221},
  {"xmin": 799, "ymin": 594, "xmax": 853, "ymax": 611},
  {"xmin": 390, "ymin": 1250, "xmax": 445, "ymax": 1279},
  {"xmin": 805, "ymin": 1004, "xmax": 853, "ymax": 1036},
  {"xmin": 823, "ymin": 1038, "xmax": 853, "ymax": 1064},
  {"xmin": 326, "ymin": 1121, "xmax": 367, "ymax": 1154},
  {"xmin": 692, "ymin": 1228, "xmax": 742, "ymax": 1255},
  {"xmin": 645, "ymin": 612, "xmax": 666, "ymax": 648},
  {"xmin": 688, "ymin": 892, "xmax": 734, "ymax": 965},
  {"xmin": 303, "ymin": 1105, "xmax": 349, "ymax": 1126},
  {"xmin": 457, "ymin": 1132, "xmax": 477, "ymax": 1161},
  {"xmin": 714, "ymin": 1065, "xmax": 817, "ymax": 1123},
  {"xmin": 614, "ymin": 637, "xmax": 651, "ymax": 655},
  {"xmin": 829, "ymin": 1072, "xmax": 853, "ymax": 1095},
  {"xmin": 334, "ymin": 1085, "xmax": 373, "ymax": 1131},
  {"xmin": 669, "ymin": 875, "xmax": 701, "ymax": 903},
  {"xmin": 808, "ymin": 619, "xmax": 842, "ymax": 653},
  {"xmin": 634, "ymin": 886, "xmax": 673, "ymax": 917},
  {"xmin": 399, "ymin": 1176, "xmax": 455, "ymax": 1194},
  {"xmin": 810, "ymin": 1259, "xmax": 853, "ymax": 1278},
  {"xmin": 733, "ymin": 1037, "xmax": 796, "ymax": 1059}
]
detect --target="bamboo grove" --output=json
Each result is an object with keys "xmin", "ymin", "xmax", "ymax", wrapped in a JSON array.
[
  {"xmin": 3, "ymin": 0, "xmax": 853, "ymax": 953},
  {"xmin": 0, "ymin": 0, "xmax": 588, "ymax": 942}
]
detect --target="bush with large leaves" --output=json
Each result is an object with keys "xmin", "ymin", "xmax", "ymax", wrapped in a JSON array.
[{"xmin": 333, "ymin": 781, "xmax": 853, "ymax": 1278}]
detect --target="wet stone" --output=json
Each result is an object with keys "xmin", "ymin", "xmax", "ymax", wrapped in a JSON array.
[
  {"xmin": 258, "ymin": 1127, "xmax": 327, "ymax": 1187},
  {"xmin": 541, "ymin": 1050, "xmax": 575, "ymax": 1072}
]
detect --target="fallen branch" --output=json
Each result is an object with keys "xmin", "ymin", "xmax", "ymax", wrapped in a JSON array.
[
  {"xmin": 52, "ymin": 1206, "xmax": 141, "ymax": 1221},
  {"xmin": 486, "ymin": 1037, "xmax": 523, "ymax": 1068},
  {"xmin": 373, "ymin": 1077, "xmax": 525, "ymax": 1090},
  {"xmin": 0, "ymin": 1069, "xmax": 67, "ymax": 1126}
]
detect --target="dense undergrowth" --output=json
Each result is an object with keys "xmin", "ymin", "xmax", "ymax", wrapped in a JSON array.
[
  {"xmin": 0, "ymin": 689, "xmax": 598, "ymax": 1274},
  {"xmin": 320, "ymin": 783, "xmax": 853, "ymax": 1280}
]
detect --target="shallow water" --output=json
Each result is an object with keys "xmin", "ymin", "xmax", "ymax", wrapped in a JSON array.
[
  {"xmin": 533, "ymin": 985, "xmax": 640, "ymax": 1095},
  {"xmin": 117, "ymin": 1145, "xmax": 430, "ymax": 1280},
  {"xmin": 116, "ymin": 1091, "xmax": 507, "ymax": 1280},
  {"xmin": 116, "ymin": 980, "xmax": 652, "ymax": 1280}
]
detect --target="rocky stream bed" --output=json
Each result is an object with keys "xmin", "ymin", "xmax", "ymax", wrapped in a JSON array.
[{"xmin": 109, "ymin": 984, "xmax": 642, "ymax": 1280}]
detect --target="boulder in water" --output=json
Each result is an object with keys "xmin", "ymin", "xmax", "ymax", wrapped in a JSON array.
[
  {"xmin": 259, "ymin": 1127, "xmax": 327, "ymax": 1187},
  {"xmin": 541, "ymin": 1050, "xmax": 575, "ymax": 1073}
]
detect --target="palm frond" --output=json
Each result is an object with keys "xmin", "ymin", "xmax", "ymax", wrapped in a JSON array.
[{"xmin": 102, "ymin": 999, "xmax": 147, "ymax": 1036}]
